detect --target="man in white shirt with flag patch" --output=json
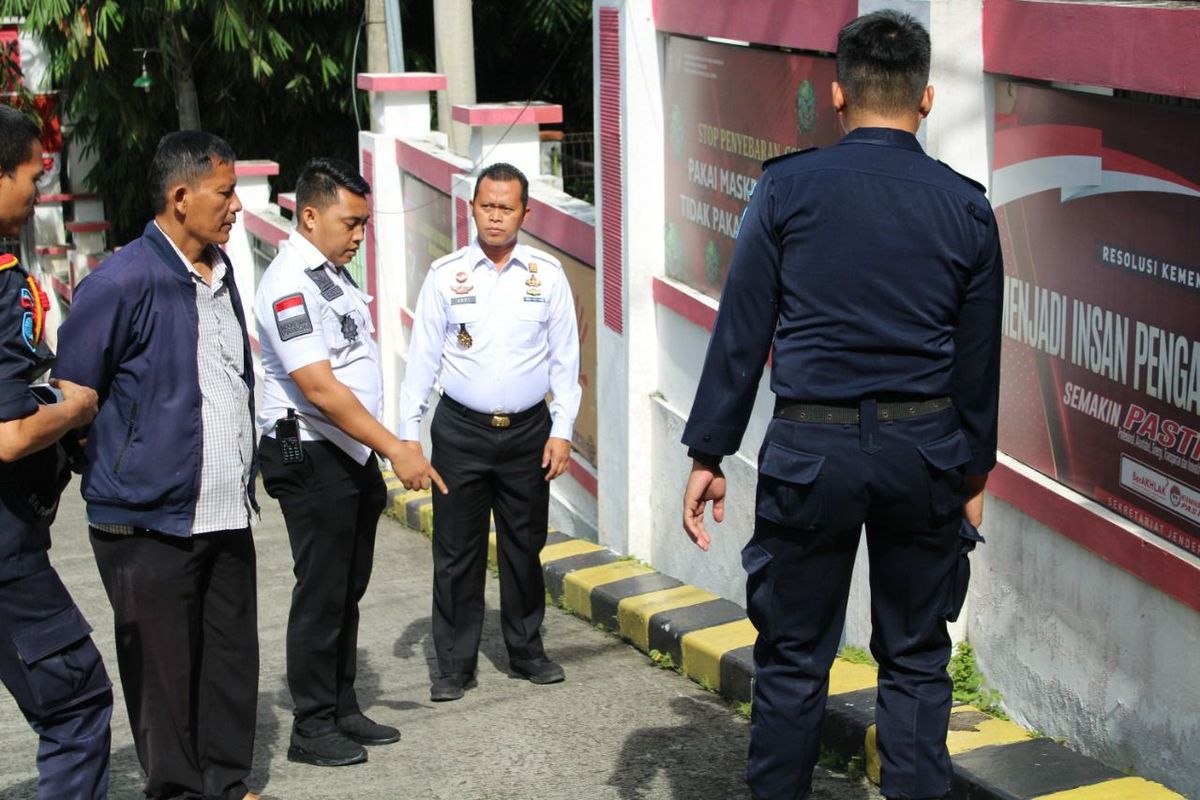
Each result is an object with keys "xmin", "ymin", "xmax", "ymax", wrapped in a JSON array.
[{"xmin": 255, "ymin": 157, "xmax": 444, "ymax": 768}]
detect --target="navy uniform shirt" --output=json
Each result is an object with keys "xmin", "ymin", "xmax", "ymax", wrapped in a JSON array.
[
  {"xmin": 682, "ymin": 127, "xmax": 1003, "ymax": 476},
  {"xmin": 0, "ymin": 258, "xmax": 67, "ymax": 580}
]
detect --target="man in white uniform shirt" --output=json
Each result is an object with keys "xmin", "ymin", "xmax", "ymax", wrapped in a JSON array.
[
  {"xmin": 255, "ymin": 158, "xmax": 442, "ymax": 768},
  {"xmin": 399, "ymin": 162, "xmax": 581, "ymax": 702}
]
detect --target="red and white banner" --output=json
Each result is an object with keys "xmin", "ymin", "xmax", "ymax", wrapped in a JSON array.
[{"xmin": 993, "ymin": 82, "xmax": 1200, "ymax": 556}]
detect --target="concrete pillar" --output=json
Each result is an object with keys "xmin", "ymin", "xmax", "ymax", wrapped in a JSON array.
[
  {"xmin": 356, "ymin": 72, "xmax": 447, "ymax": 136},
  {"xmin": 434, "ymin": 0, "xmax": 477, "ymax": 156},
  {"xmin": 354, "ymin": 73, "xmax": 449, "ymax": 429},
  {"xmin": 229, "ymin": 160, "xmax": 279, "ymax": 317},
  {"xmin": 594, "ymin": 0, "xmax": 663, "ymax": 559},
  {"xmin": 451, "ymin": 102, "xmax": 563, "ymax": 177}
]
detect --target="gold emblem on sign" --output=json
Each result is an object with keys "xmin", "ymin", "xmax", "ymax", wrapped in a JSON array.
[{"xmin": 457, "ymin": 323, "xmax": 473, "ymax": 349}]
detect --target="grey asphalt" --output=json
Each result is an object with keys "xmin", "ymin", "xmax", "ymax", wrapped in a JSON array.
[{"xmin": 0, "ymin": 484, "xmax": 882, "ymax": 800}]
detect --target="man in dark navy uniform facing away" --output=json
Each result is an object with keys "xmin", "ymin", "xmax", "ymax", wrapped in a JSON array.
[
  {"xmin": 0, "ymin": 104, "xmax": 112, "ymax": 799},
  {"xmin": 681, "ymin": 11, "xmax": 1002, "ymax": 800}
]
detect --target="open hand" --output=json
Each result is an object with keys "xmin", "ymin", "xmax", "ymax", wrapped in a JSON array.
[{"xmin": 682, "ymin": 461, "xmax": 726, "ymax": 551}]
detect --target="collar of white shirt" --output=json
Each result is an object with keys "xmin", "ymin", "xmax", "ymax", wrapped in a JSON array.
[
  {"xmin": 285, "ymin": 227, "xmax": 332, "ymax": 271},
  {"xmin": 466, "ymin": 239, "xmax": 535, "ymax": 273},
  {"xmin": 153, "ymin": 221, "xmax": 222, "ymax": 284}
]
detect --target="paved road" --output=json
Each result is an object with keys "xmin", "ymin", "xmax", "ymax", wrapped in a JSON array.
[{"xmin": 0, "ymin": 483, "xmax": 882, "ymax": 800}]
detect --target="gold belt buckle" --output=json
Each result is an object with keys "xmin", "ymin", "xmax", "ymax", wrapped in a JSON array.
[{"xmin": 490, "ymin": 414, "xmax": 511, "ymax": 429}]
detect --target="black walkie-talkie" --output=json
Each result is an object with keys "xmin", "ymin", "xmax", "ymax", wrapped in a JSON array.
[{"xmin": 275, "ymin": 408, "xmax": 304, "ymax": 464}]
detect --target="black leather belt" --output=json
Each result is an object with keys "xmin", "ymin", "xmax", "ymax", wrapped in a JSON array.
[
  {"xmin": 440, "ymin": 394, "xmax": 544, "ymax": 429},
  {"xmin": 774, "ymin": 397, "xmax": 952, "ymax": 424}
]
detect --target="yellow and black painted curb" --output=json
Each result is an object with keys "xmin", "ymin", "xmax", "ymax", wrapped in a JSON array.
[{"xmin": 380, "ymin": 475, "xmax": 1183, "ymax": 800}]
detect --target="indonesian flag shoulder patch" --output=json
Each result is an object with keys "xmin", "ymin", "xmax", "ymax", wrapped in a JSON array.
[{"xmin": 273, "ymin": 293, "xmax": 313, "ymax": 341}]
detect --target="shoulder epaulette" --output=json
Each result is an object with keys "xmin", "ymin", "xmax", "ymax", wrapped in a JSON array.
[
  {"xmin": 430, "ymin": 249, "xmax": 466, "ymax": 272},
  {"xmin": 304, "ymin": 266, "xmax": 345, "ymax": 301},
  {"xmin": 763, "ymin": 146, "xmax": 817, "ymax": 171},
  {"xmin": 937, "ymin": 160, "xmax": 987, "ymax": 193}
]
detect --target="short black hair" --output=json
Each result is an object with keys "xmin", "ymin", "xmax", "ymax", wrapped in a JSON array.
[
  {"xmin": 836, "ymin": 10, "xmax": 931, "ymax": 116},
  {"xmin": 295, "ymin": 156, "xmax": 371, "ymax": 212},
  {"xmin": 473, "ymin": 162, "xmax": 529, "ymax": 207},
  {"xmin": 148, "ymin": 130, "xmax": 237, "ymax": 214},
  {"xmin": 0, "ymin": 105, "xmax": 41, "ymax": 176}
]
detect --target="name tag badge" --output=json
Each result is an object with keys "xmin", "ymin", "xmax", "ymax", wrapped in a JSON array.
[
  {"xmin": 523, "ymin": 296, "xmax": 548, "ymax": 303},
  {"xmin": 450, "ymin": 296, "xmax": 477, "ymax": 305}
]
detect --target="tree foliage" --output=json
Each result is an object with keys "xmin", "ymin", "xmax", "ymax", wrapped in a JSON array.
[
  {"xmin": 0, "ymin": 0, "xmax": 366, "ymax": 243},
  {"xmin": 402, "ymin": 0, "xmax": 593, "ymax": 131}
]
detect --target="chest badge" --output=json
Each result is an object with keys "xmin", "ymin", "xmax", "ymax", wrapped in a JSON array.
[
  {"xmin": 457, "ymin": 323, "xmax": 473, "ymax": 349},
  {"xmin": 340, "ymin": 313, "xmax": 360, "ymax": 343},
  {"xmin": 452, "ymin": 271, "xmax": 474, "ymax": 295}
]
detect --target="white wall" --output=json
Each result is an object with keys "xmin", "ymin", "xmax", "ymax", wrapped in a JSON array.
[{"xmin": 974, "ymin": 463, "xmax": 1200, "ymax": 796}]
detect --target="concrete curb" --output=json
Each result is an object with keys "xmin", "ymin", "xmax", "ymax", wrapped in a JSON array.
[{"xmin": 381, "ymin": 476, "xmax": 1183, "ymax": 800}]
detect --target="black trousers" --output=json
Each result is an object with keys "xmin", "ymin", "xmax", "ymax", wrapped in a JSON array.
[
  {"xmin": 430, "ymin": 399, "xmax": 552, "ymax": 675},
  {"xmin": 258, "ymin": 436, "xmax": 386, "ymax": 737},
  {"xmin": 90, "ymin": 527, "xmax": 258, "ymax": 800},
  {"xmin": 744, "ymin": 405, "xmax": 972, "ymax": 800},
  {"xmin": 0, "ymin": 566, "xmax": 112, "ymax": 800}
]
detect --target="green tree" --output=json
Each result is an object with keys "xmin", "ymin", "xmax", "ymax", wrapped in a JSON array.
[{"xmin": 0, "ymin": 0, "xmax": 366, "ymax": 243}]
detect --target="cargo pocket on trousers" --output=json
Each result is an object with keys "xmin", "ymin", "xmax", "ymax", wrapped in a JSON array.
[
  {"xmin": 916, "ymin": 428, "xmax": 973, "ymax": 520},
  {"xmin": 755, "ymin": 440, "xmax": 825, "ymax": 529},
  {"xmin": 742, "ymin": 542, "xmax": 773, "ymax": 643},
  {"xmin": 11, "ymin": 606, "xmax": 110, "ymax": 717},
  {"xmin": 944, "ymin": 519, "xmax": 986, "ymax": 622}
]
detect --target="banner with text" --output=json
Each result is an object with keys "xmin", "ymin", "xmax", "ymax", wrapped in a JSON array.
[
  {"xmin": 993, "ymin": 82, "xmax": 1200, "ymax": 556},
  {"xmin": 663, "ymin": 37, "xmax": 840, "ymax": 299}
]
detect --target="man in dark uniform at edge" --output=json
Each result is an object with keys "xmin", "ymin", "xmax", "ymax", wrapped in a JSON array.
[
  {"xmin": 680, "ymin": 12, "xmax": 1002, "ymax": 800},
  {"xmin": 0, "ymin": 104, "xmax": 112, "ymax": 799}
]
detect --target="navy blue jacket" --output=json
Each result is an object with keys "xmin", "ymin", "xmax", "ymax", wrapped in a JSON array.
[
  {"xmin": 0, "ymin": 261, "xmax": 67, "ymax": 579},
  {"xmin": 682, "ymin": 128, "xmax": 1003, "ymax": 476},
  {"xmin": 54, "ymin": 222, "xmax": 257, "ymax": 535}
]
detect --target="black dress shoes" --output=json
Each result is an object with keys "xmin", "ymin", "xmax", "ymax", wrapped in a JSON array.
[
  {"xmin": 286, "ymin": 730, "xmax": 368, "ymax": 767},
  {"xmin": 336, "ymin": 712, "xmax": 401, "ymax": 745},
  {"xmin": 510, "ymin": 656, "xmax": 565, "ymax": 684},
  {"xmin": 430, "ymin": 672, "xmax": 475, "ymax": 702}
]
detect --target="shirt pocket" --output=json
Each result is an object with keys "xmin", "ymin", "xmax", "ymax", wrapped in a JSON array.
[{"xmin": 446, "ymin": 300, "xmax": 484, "ymax": 326}]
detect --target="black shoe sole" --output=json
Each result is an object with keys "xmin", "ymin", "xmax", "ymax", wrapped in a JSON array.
[
  {"xmin": 430, "ymin": 677, "xmax": 476, "ymax": 702},
  {"xmin": 340, "ymin": 730, "xmax": 401, "ymax": 746},
  {"xmin": 286, "ymin": 745, "xmax": 368, "ymax": 767},
  {"xmin": 511, "ymin": 668, "xmax": 565, "ymax": 685}
]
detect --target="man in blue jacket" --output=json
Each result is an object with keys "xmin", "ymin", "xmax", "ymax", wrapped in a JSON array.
[
  {"xmin": 681, "ymin": 11, "xmax": 1003, "ymax": 800},
  {"xmin": 55, "ymin": 131, "xmax": 261, "ymax": 800}
]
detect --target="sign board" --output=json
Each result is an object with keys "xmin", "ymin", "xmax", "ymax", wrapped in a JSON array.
[
  {"xmin": 662, "ymin": 36, "xmax": 841, "ymax": 298},
  {"xmin": 992, "ymin": 81, "xmax": 1200, "ymax": 556}
]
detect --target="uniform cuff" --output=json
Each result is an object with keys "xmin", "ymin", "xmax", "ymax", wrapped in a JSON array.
[
  {"xmin": 687, "ymin": 447, "xmax": 723, "ymax": 468},
  {"xmin": 550, "ymin": 417, "xmax": 574, "ymax": 441},
  {"xmin": 0, "ymin": 379, "xmax": 38, "ymax": 421}
]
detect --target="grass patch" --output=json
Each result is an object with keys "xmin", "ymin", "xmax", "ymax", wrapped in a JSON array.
[
  {"xmin": 736, "ymin": 701, "xmax": 752, "ymax": 719},
  {"xmin": 949, "ymin": 642, "xmax": 1009, "ymax": 720},
  {"xmin": 647, "ymin": 648, "xmax": 679, "ymax": 672},
  {"xmin": 838, "ymin": 645, "xmax": 876, "ymax": 667},
  {"xmin": 818, "ymin": 746, "xmax": 866, "ymax": 780}
]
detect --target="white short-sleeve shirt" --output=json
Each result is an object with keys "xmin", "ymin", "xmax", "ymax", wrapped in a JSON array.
[{"xmin": 254, "ymin": 229, "xmax": 383, "ymax": 464}]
